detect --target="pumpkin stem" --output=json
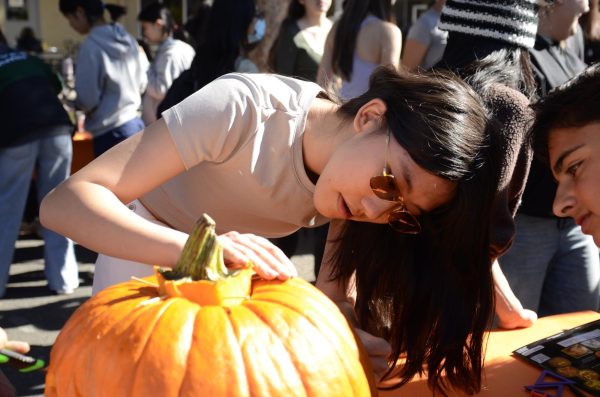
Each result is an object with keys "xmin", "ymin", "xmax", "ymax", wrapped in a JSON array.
[{"xmin": 160, "ymin": 214, "xmax": 231, "ymax": 281}]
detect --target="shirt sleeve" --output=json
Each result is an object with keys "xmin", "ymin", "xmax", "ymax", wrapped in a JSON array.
[
  {"xmin": 161, "ymin": 73, "xmax": 260, "ymax": 169},
  {"xmin": 407, "ymin": 18, "xmax": 432, "ymax": 47}
]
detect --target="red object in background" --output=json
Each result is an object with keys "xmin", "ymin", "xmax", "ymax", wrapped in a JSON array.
[{"xmin": 70, "ymin": 111, "xmax": 94, "ymax": 174}]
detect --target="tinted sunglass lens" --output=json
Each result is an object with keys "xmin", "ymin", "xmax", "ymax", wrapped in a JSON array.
[
  {"xmin": 370, "ymin": 175, "xmax": 399, "ymax": 201},
  {"xmin": 389, "ymin": 212, "xmax": 421, "ymax": 234}
]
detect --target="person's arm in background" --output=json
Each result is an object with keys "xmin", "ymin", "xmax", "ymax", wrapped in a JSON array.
[
  {"xmin": 0, "ymin": 327, "xmax": 30, "ymax": 397},
  {"xmin": 317, "ymin": 22, "xmax": 340, "ymax": 90},
  {"xmin": 493, "ymin": 259, "xmax": 537, "ymax": 328},
  {"xmin": 401, "ymin": 40, "xmax": 428, "ymax": 72},
  {"xmin": 378, "ymin": 21, "xmax": 402, "ymax": 70},
  {"xmin": 401, "ymin": 19, "xmax": 431, "ymax": 72},
  {"xmin": 316, "ymin": 220, "xmax": 392, "ymax": 380}
]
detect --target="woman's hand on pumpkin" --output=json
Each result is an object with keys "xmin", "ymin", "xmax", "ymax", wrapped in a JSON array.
[
  {"xmin": 354, "ymin": 328, "xmax": 392, "ymax": 380},
  {"xmin": 218, "ymin": 231, "xmax": 297, "ymax": 280}
]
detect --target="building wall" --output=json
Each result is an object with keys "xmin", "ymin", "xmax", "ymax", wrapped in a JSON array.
[{"xmin": 0, "ymin": 2, "xmax": 5, "ymax": 31}]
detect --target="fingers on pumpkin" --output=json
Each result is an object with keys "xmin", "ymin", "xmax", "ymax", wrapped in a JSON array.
[
  {"xmin": 219, "ymin": 232, "xmax": 295, "ymax": 280},
  {"xmin": 245, "ymin": 234, "xmax": 298, "ymax": 278}
]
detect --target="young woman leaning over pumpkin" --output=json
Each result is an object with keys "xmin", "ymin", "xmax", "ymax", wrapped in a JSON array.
[{"xmin": 41, "ymin": 66, "xmax": 500, "ymax": 394}]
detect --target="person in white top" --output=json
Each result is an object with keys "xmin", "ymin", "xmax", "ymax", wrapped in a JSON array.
[
  {"xmin": 42, "ymin": 67, "xmax": 499, "ymax": 393},
  {"xmin": 138, "ymin": 2, "xmax": 195, "ymax": 125},
  {"xmin": 318, "ymin": 0, "xmax": 402, "ymax": 99}
]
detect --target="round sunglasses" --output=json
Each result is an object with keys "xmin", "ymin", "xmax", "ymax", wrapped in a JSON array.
[{"xmin": 369, "ymin": 132, "xmax": 421, "ymax": 234}]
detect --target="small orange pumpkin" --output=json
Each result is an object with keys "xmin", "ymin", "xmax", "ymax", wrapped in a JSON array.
[{"xmin": 46, "ymin": 214, "xmax": 376, "ymax": 396}]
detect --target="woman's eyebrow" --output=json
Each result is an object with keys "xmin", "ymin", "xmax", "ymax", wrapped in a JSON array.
[
  {"xmin": 400, "ymin": 169, "xmax": 427, "ymax": 213},
  {"xmin": 553, "ymin": 144, "xmax": 584, "ymax": 174}
]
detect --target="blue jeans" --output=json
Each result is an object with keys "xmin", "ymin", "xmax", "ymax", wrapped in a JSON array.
[
  {"xmin": 499, "ymin": 214, "xmax": 600, "ymax": 316},
  {"xmin": 0, "ymin": 135, "xmax": 79, "ymax": 297},
  {"xmin": 93, "ymin": 117, "xmax": 144, "ymax": 157}
]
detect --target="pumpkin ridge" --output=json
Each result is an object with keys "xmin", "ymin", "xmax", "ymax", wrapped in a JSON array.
[
  {"xmin": 178, "ymin": 302, "xmax": 202, "ymax": 396},
  {"xmin": 240, "ymin": 300, "xmax": 312, "ymax": 397},
  {"xmin": 248, "ymin": 285, "xmax": 357, "ymax": 350},
  {"xmin": 87, "ymin": 292, "xmax": 173, "ymax": 395},
  {"xmin": 127, "ymin": 298, "xmax": 180, "ymax": 395},
  {"xmin": 253, "ymin": 278, "xmax": 347, "ymax": 318},
  {"xmin": 242, "ymin": 299, "xmax": 355, "ymax": 396},
  {"xmin": 179, "ymin": 306, "xmax": 250, "ymax": 396},
  {"xmin": 244, "ymin": 295, "xmax": 367, "ymax": 392},
  {"xmin": 227, "ymin": 303, "xmax": 308, "ymax": 396},
  {"xmin": 51, "ymin": 286, "xmax": 155, "ymax": 396},
  {"xmin": 245, "ymin": 287, "xmax": 371, "ymax": 394},
  {"xmin": 131, "ymin": 299, "xmax": 198, "ymax": 396}
]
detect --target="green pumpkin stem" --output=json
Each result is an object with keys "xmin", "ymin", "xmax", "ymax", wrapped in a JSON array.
[{"xmin": 161, "ymin": 214, "xmax": 230, "ymax": 281}]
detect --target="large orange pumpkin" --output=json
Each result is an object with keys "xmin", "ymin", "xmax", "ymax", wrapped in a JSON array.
[{"xmin": 46, "ymin": 215, "xmax": 376, "ymax": 396}]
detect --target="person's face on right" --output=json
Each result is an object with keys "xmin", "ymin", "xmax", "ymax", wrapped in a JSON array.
[{"xmin": 550, "ymin": 122, "xmax": 600, "ymax": 247}]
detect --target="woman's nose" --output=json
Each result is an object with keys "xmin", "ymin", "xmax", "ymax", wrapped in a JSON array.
[
  {"xmin": 361, "ymin": 196, "xmax": 395, "ymax": 222},
  {"xmin": 553, "ymin": 180, "xmax": 576, "ymax": 218}
]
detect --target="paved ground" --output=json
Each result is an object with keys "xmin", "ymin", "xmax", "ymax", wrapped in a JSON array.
[{"xmin": 0, "ymin": 230, "xmax": 317, "ymax": 396}]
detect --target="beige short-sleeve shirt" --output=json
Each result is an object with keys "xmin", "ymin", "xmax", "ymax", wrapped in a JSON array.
[{"xmin": 140, "ymin": 73, "xmax": 329, "ymax": 237}]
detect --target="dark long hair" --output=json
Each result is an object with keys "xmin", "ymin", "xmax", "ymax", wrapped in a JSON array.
[
  {"xmin": 156, "ymin": 0, "xmax": 255, "ymax": 115},
  {"xmin": 183, "ymin": 0, "xmax": 213, "ymax": 49},
  {"xmin": 59, "ymin": 0, "xmax": 104, "ymax": 24},
  {"xmin": 331, "ymin": 0, "xmax": 394, "ymax": 81},
  {"xmin": 327, "ymin": 67, "xmax": 500, "ymax": 395},
  {"xmin": 188, "ymin": 0, "xmax": 255, "ymax": 91}
]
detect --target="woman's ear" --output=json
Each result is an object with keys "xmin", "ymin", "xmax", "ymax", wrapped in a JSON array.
[{"xmin": 353, "ymin": 98, "xmax": 387, "ymax": 134}]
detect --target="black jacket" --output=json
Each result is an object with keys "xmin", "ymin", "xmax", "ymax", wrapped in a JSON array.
[
  {"xmin": 519, "ymin": 35, "xmax": 587, "ymax": 218},
  {"xmin": 0, "ymin": 47, "xmax": 72, "ymax": 148}
]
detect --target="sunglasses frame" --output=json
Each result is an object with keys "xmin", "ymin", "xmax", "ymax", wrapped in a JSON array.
[{"xmin": 369, "ymin": 131, "xmax": 421, "ymax": 234}]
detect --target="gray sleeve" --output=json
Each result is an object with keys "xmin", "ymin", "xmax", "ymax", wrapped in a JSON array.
[{"xmin": 406, "ymin": 18, "xmax": 432, "ymax": 47}]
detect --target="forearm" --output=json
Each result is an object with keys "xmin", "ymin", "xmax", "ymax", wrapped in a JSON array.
[
  {"xmin": 40, "ymin": 180, "xmax": 187, "ymax": 268},
  {"xmin": 400, "ymin": 40, "xmax": 427, "ymax": 72},
  {"xmin": 493, "ymin": 259, "xmax": 522, "ymax": 314},
  {"xmin": 493, "ymin": 259, "xmax": 537, "ymax": 328}
]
